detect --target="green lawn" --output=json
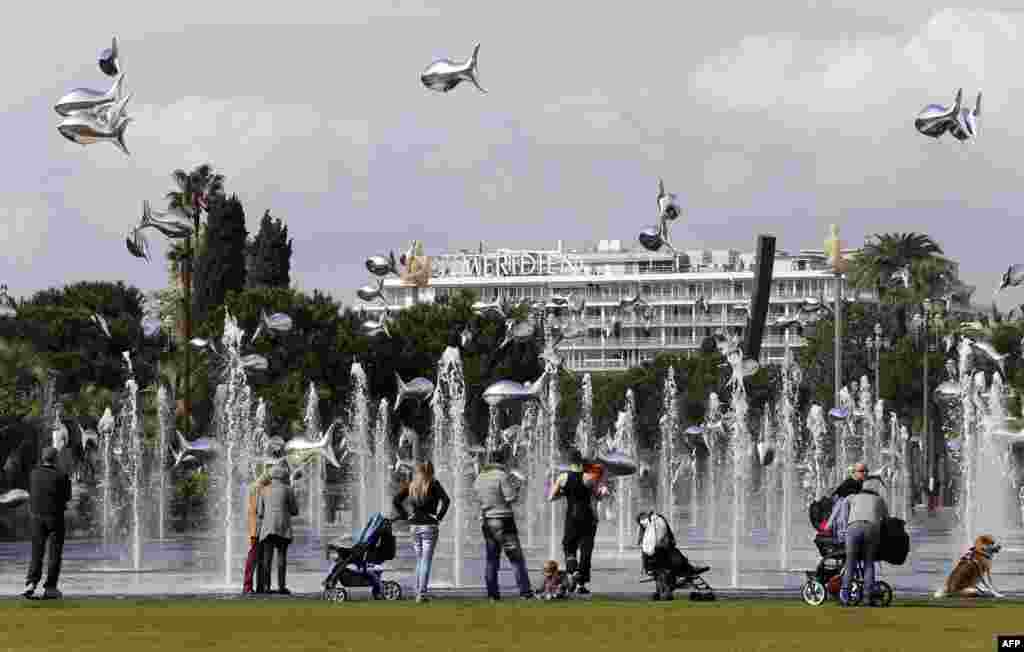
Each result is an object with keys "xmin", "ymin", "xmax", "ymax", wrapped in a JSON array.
[{"xmin": 0, "ymin": 598, "xmax": 1020, "ymax": 652}]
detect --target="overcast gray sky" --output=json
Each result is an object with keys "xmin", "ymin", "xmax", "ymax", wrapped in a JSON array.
[{"xmin": 4, "ymin": 2, "xmax": 1023, "ymax": 309}]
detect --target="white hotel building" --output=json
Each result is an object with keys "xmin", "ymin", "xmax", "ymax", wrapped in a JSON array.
[{"xmin": 360, "ymin": 240, "xmax": 880, "ymax": 372}]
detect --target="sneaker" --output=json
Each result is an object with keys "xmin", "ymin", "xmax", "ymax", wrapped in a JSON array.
[
  {"xmin": 22, "ymin": 582, "xmax": 36, "ymax": 599},
  {"xmin": 576, "ymin": 585, "xmax": 591, "ymax": 596},
  {"xmin": 276, "ymin": 588, "xmax": 291, "ymax": 596},
  {"xmin": 42, "ymin": 588, "xmax": 62, "ymax": 600},
  {"xmin": 415, "ymin": 595, "xmax": 430, "ymax": 603}
]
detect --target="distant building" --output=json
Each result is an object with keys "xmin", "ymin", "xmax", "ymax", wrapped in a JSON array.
[{"xmin": 357, "ymin": 239, "xmax": 962, "ymax": 371}]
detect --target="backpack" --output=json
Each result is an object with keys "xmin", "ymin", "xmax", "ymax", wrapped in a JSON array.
[
  {"xmin": 878, "ymin": 517, "xmax": 909, "ymax": 565},
  {"xmin": 367, "ymin": 520, "xmax": 396, "ymax": 563},
  {"xmin": 809, "ymin": 496, "xmax": 835, "ymax": 529}
]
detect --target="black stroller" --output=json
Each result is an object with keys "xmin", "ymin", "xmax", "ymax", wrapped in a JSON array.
[
  {"xmin": 636, "ymin": 511, "xmax": 714, "ymax": 601},
  {"xmin": 322, "ymin": 512, "xmax": 403, "ymax": 603}
]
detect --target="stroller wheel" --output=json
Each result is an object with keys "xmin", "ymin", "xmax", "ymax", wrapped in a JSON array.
[
  {"xmin": 872, "ymin": 581, "xmax": 893, "ymax": 607},
  {"xmin": 801, "ymin": 579, "xmax": 826, "ymax": 606},
  {"xmin": 382, "ymin": 580, "xmax": 403, "ymax": 601},
  {"xmin": 323, "ymin": 587, "xmax": 348, "ymax": 603}
]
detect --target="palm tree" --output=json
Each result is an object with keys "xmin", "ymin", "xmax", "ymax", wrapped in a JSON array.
[
  {"xmin": 163, "ymin": 164, "xmax": 225, "ymax": 436},
  {"xmin": 848, "ymin": 232, "xmax": 949, "ymax": 338}
]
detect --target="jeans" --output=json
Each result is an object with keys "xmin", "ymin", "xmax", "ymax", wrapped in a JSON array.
[
  {"xmin": 563, "ymin": 518, "xmax": 598, "ymax": 584},
  {"xmin": 481, "ymin": 517, "xmax": 533, "ymax": 599},
  {"xmin": 26, "ymin": 515, "xmax": 65, "ymax": 589},
  {"xmin": 412, "ymin": 524, "xmax": 439, "ymax": 598},
  {"xmin": 259, "ymin": 535, "xmax": 290, "ymax": 591},
  {"xmin": 843, "ymin": 521, "xmax": 880, "ymax": 604}
]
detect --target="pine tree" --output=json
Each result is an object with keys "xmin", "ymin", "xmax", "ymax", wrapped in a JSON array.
[
  {"xmin": 193, "ymin": 194, "xmax": 248, "ymax": 326},
  {"xmin": 246, "ymin": 210, "xmax": 292, "ymax": 289}
]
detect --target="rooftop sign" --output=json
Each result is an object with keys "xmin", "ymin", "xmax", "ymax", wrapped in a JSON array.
[{"xmin": 431, "ymin": 251, "xmax": 584, "ymax": 278}]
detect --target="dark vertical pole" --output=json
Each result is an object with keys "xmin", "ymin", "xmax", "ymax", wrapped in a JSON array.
[{"xmin": 743, "ymin": 235, "xmax": 777, "ymax": 362}]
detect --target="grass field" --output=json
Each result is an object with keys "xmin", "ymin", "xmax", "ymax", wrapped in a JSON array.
[{"xmin": 0, "ymin": 597, "xmax": 1019, "ymax": 652}]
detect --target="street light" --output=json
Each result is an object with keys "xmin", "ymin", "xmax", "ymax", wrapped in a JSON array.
[
  {"xmin": 912, "ymin": 299, "xmax": 942, "ymax": 510},
  {"xmin": 867, "ymin": 323, "xmax": 885, "ymax": 400}
]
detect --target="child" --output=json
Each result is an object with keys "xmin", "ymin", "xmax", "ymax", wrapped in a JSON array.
[{"xmin": 539, "ymin": 560, "xmax": 567, "ymax": 600}]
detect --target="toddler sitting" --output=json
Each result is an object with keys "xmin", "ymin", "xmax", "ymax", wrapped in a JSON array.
[{"xmin": 539, "ymin": 560, "xmax": 568, "ymax": 600}]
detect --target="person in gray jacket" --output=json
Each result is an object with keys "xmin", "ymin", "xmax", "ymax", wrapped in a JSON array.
[
  {"xmin": 842, "ymin": 476, "xmax": 888, "ymax": 606},
  {"xmin": 472, "ymin": 448, "xmax": 535, "ymax": 600},
  {"xmin": 257, "ymin": 465, "xmax": 299, "ymax": 595}
]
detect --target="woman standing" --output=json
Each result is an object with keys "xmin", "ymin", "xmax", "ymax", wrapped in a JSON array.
[{"xmin": 393, "ymin": 462, "xmax": 450, "ymax": 603}]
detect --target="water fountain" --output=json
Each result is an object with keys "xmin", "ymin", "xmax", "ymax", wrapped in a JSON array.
[
  {"xmin": 432, "ymin": 346, "xmax": 468, "ymax": 587},
  {"xmin": 836, "ymin": 385, "xmax": 857, "ymax": 483},
  {"xmin": 116, "ymin": 375, "xmax": 144, "ymax": 571},
  {"xmin": 659, "ymin": 368, "xmax": 680, "ymax": 531},
  {"xmin": 576, "ymin": 373, "xmax": 593, "ymax": 457},
  {"xmin": 304, "ymin": 382, "xmax": 322, "ymax": 538},
  {"xmin": 805, "ymin": 404, "xmax": 828, "ymax": 498},
  {"xmin": 375, "ymin": 398, "xmax": 391, "ymax": 514},
  {"xmin": 156, "ymin": 384, "xmax": 174, "ymax": 541},
  {"xmin": 522, "ymin": 400, "xmax": 541, "ymax": 548},
  {"xmin": 98, "ymin": 407, "xmax": 115, "ymax": 545},
  {"xmin": 613, "ymin": 389, "xmax": 637, "ymax": 554},
  {"xmin": 547, "ymin": 363, "xmax": 562, "ymax": 561},
  {"xmin": 349, "ymin": 363, "xmax": 371, "ymax": 530},
  {"xmin": 778, "ymin": 348, "xmax": 802, "ymax": 570},
  {"xmin": 704, "ymin": 393, "xmax": 726, "ymax": 539},
  {"xmin": 726, "ymin": 366, "xmax": 750, "ymax": 588},
  {"xmin": 858, "ymin": 376, "xmax": 877, "ymax": 473}
]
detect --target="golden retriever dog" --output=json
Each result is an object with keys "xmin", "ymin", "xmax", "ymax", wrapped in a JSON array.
[{"xmin": 934, "ymin": 535, "xmax": 1004, "ymax": 598}]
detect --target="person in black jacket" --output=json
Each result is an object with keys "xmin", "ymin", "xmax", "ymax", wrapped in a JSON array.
[
  {"xmin": 548, "ymin": 449, "xmax": 605, "ymax": 595},
  {"xmin": 24, "ymin": 447, "xmax": 71, "ymax": 599},
  {"xmin": 393, "ymin": 461, "xmax": 450, "ymax": 603}
]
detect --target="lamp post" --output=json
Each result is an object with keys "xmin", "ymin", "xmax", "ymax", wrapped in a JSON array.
[
  {"xmin": 0, "ymin": 284, "xmax": 16, "ymax": 319},
  {"xmin": 912, "ymin": 300, "xmax": 941, "ymax": 510},
  {"xmin": 867, "ymin": 323, "xmax": 884, "ymax": 400}
]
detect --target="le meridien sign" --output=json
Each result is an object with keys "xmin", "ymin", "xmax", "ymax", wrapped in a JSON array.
[{"xmin": 431, "ymin": 251, "xmax": 583, "ymax": 278}]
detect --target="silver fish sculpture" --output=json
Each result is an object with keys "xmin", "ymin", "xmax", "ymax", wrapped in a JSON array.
[
  {"xmin": 915, "ymin": 88, "xmax": 965, "ymax": 139},
  {"xmin": 99, "ymin": 36, "xmax": 120, "ymax": 76},
  {"xmin": 57, "ymin": 93, "xmax": 133, "ymax": 156},
  {"xmin": 240, "ymin": 354, "xmax": 268, "ymax": 372},
  {"xmin": 170, "ymin": 447, "xmax": 198, "ymax": 469},
  {"xmin": 472, "ymin": 298, "xmax": 507, "ymax": 319},
  {"xmin": 361, "ymin": 312, "xmax": 391, "ymax": 338},
  {"xmin": 357, "ymin": 278, "xmax": 387, "ymax": 303},
  {"xmin": 91, "ymin": 313, "xmax": 112, "ymax": 338},
  {"xmin": 968, "ymin": 339, "xmax": 1008, "ymax": 377},
  {"xmin": 421, "ymin": 43, "xmax": 486, "ymax": 94},
  {"xmin": 460, "ymin": 326, "xmax": 473, "ymax": 348},
  {"xmin": 656, "ymin": 178, "xmax": 681, "ymax": 221},
  {"xmin": 250, "ymin": 310, "xmax": 293, "ymax": 343},
  {"xmin": 595, "ymin": 451, "xmax": 639, "ymax": 477},
  {"xmin": 949, "ymin": 91, "xmax": 981, "ymax": 142},
  {"xmin": 285, "ymin": 422, "xmax": 341, "ymax": 468},
  {"xmin": 54, "ymin": 74, "xmax": 125, "ymax": 117},
  {"xmin": 126, "ymin": 228, "xmax": 150, "ymax": 261},
  {"xmin": 138, "ymin": 200, "xmax": 193, "ymax": 239},
  {"xmin": 499, "ymin": 319, "xmax": 535, "ymax": 349},
  {"xmin": 395, "ymin": 373, "xmax": 435, "ymax": 410},
  {"xmin": 0, "ymin": 489, "xmax": 29, "ymax": 508},
  {"xmin": 829, "ymin": 407, "xmax": 850, "ymax": 420},
  {"xmin": 638, "ymin": 225, "xmax": 664, "ymax": 252},
  {"xmin": 998, "ymin": 264, "xmax": 1024, "ymax": 292},
  {"xmin": 934, "ymin": 380, "xmax": 962, "ymax": 399},
  {"xmin": 366, "ymin": 253, "xmax": 398, "ymax": 277},
  {"xmin": 177, "ymin": 431, "xmax": 220, "ymax": 455},
  {"xmin": 482, "ymin": 373, "xmax": 547, "ymax": 407},
  {"xmin": 141, "ymin": 315, "xmax": 162, "ymax": 338}
]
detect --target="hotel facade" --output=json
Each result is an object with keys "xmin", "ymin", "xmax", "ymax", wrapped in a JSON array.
[{"xmin": 360, "ymin": 239, "xmax": 886, "ymax": 372}]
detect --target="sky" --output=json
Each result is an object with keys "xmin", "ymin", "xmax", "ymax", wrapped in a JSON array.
[{"xmin": 4, "ymin": 1, "xmax": 1024, "ymax": 309}]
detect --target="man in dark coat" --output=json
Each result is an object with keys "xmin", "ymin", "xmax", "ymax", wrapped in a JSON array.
[{"xmin": 24, "ymin": 447, "xmax": 71, "ymax": 599}]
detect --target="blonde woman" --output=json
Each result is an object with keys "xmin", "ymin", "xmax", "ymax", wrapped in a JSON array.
[{"xmin": 393, "ymin": 461, "xmax": 450, "ymax": 602}]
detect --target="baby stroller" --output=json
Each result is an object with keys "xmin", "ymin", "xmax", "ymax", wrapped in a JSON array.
[
  {"xmin": 636, "ymin": 511, "xmax": 714, "ymax": 601},
  {"xmin": 800, "ymin": 497, "xmax": 893, "ymax": 607},
  {"xmin": 322, "ymin": 512, "xmax": 403, "ymax": 603}
]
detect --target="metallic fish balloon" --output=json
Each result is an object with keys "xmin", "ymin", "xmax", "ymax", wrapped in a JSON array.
[
  {"xmin": 170, "ymin": 447, "xmax": 198, "ymax": 469},
  {"xmin": 357, "ymin": 278, "xmax": 387, "ymax": 303},
  {"xmin": 138, "ymin": 200, "xmax": 193, "ymax": 239},
  {"xmin": 395, "ymin": 373, "xmax": 435, "ymax": 410},
  {"xmin": 57, "ymin": 93, "xmax": 133, "ymax": 156},
  {"xmin": 915, "ymin": 89, "xmax": 980, "ymax": 141},
  {"xmin": 499, "ymin": 319, "xmax": 535, "ymax": 349},
  {"xmin": 54, "ymin": 74, "xmax": 125, "ymax": 117},
  {"xmin": 99, "ymin": 37, "xmax": 120, "ymax": 77},
  {"xmin": 472, "ymin": 298, "xmax": 507, "ymax": 319},
  {"xmin": 240, "ymin": 354, "xmax": 269, "ymax": 372},
  {"xmin": 285, "ymin": 423, "xmax": 341, "ymax": 469},
  {"xmin": 998, "ymin": 264, "xmax": 1024, "ymax": 292},
  {"xmin": 637, "ymin": 226, "xmax": 664, "ymax": 252},
  {"xmin": 250, "ymin": 310, "xmax": 293, "ymax": 343},
  {"xmin": 482, "ymin": 373, "xmax": 548, "ymax": 407},
  {"xmin": 656, "ymin": 178, "xmax": 681, "ymax": 221},
  {"xmin": 460, "ymin": 326, "xmax": 473, "ymax": 348},
  {"xmin": 126, "ymin": 228, "xmax": 150, "ymax": 261},
  {"xmin": 91, "ymin": 313, "xmax": 112, "ymax": 339},
  {"xmin": 176, "ymin": 431, "xmax": 221, "ymax": 455},
  {"xmin": 421, "ymin": 43, "xmax": 486, "ymax": 94},
  {"xmin": 141, "ymin": 315, "xmax": 162, "ymax": 338},
  {"xmin": 595, "ymin": 451, "xmax": 639, "ymax": 477},
  {"xmin": 0, "ymin": 489, "xmax": 29, "ymax": 509},
  {"xmin": 366, "ymin": 253, "xmax": 398, "ymax": 277},
  {"xmin": 361, "ymin": 312, "xmax": 391, "ymax": 338},
  {"xmin": 950, "ymin": 91, "xmax": 981, "ymax": 142}
]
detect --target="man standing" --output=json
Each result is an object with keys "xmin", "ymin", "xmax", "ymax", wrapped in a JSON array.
[
  {"xmin": 24, "ymin": 447, "xmax": 71, "ymax": 599},
  {"xmin": 842, "ymin": 476, "xmax": 889, "ymax": 606},
  {"xmin": 548, "ymin": 449, "xmax": 606, "ymax": 595},
  {"xmin": 257, "ymin": 465, "xmax": 298, "ymax": 595},
  {"xmin": 472, "ymin": 448, "xmax": 535, "ymax": 601}
]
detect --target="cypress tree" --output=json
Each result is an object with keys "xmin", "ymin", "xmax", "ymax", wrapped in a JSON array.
[
  {"xmin": 246, "ymin": 210, "xmax": 293, "ymax": 289},
  {"xmin": 194, "ymin": 194, "xmax": 248, "ymax": 326}
]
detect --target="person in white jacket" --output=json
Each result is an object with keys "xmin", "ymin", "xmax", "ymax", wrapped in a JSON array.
[{"xmin": 636, "ymin": 511, "xmax": 709, "ymax": 600}]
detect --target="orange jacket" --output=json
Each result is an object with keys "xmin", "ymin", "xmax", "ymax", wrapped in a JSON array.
[{"xmin": 247, "ymin": 483, "xmax": 270, "ymax": 539}]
